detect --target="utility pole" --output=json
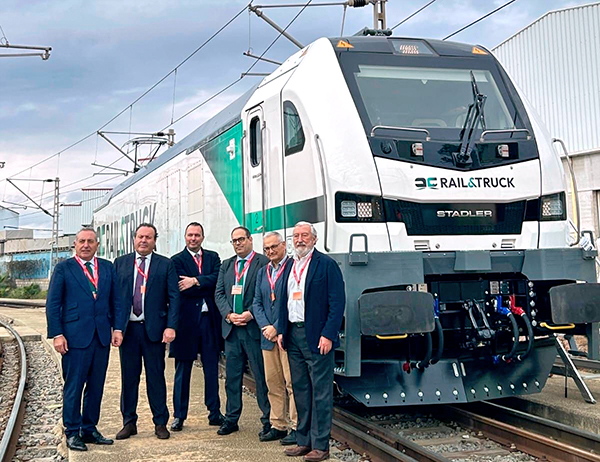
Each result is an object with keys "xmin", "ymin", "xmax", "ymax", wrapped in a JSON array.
[{"xmin": 50, "ymin": 177, "xmax": 60, "ymax": 276}]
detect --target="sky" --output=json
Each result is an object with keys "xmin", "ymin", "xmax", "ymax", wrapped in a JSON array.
[{"xmin": 0, "ymin": 0, "xmax": 591, "ymax": 234}]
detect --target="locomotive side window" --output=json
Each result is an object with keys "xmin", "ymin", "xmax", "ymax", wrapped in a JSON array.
[
  {"xmin": 283, "ymin": 101, "xmax": 305, "ymax": 156},
  {"xmin": 250, "ymin": 116, "xmax": 262, "ymax": 167}
]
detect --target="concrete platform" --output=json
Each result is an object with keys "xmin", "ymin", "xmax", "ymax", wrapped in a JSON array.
[
  {"xmin": 502, "ymin": 372, "xmax": 600, "ymax": 435},
  {"xmin": 0, "ymin": 306, "xmax": 297, "ymax": 462}
]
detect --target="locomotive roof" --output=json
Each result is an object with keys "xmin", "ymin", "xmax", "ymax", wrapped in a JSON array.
[{"xmin": 95, "ymin": 84, "xmax": 258, "ymax": 212}]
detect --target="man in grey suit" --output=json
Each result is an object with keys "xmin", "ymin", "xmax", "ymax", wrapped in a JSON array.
[{"xmin": 215, "ymin": 226, "xmax": 270, "ymax": 437}]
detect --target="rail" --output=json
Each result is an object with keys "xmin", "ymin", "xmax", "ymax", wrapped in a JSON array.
[
  {"xmin": 0, "ymin": 299, "xmax": 45, "ymax": 308},
  {"xmin": 370, "ymin": 125, "xmax": 431, "ymax": 141},
  {"xmin": 0, "ymin": 320, "xmax": 28, "ymax": 462}
]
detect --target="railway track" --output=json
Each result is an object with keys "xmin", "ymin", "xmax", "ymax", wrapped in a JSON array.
[{"xmin": 0, "ymin": 319, "xmax": 28, "ymax": 462}]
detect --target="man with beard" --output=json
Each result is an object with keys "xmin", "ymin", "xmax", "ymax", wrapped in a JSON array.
[{"xmin": 277, "ymin": 222, "xmax": 345, "ymax": 462}]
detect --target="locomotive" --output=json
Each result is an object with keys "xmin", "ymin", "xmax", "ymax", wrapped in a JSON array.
[{"xmin": 94, "ymin": 35, "xmax": 600, "ymax": 406}]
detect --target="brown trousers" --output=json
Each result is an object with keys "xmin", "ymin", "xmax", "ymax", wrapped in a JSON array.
[{"xmin": 262, "ymin": 346, "xmax": 297, "ymax": 430}]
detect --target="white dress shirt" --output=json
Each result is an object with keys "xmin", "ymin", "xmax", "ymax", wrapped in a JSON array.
[
  {"xmin": 130, "ymin": 252, "xmax": 152, "ymax": 321},
  {"xmin": 187, "ymin": 247, "xmax": 208, "ymax": 313},
  {"xmin": 287, "ymin": 249, "xmax": 314, "ymax": 323}
]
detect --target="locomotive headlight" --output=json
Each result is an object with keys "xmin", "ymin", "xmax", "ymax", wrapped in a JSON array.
[
  {"xmin": 335, "ymin": 192, "xmax": 384, "ymax": 223},
  {"xmin": 540, "ymin": 193, "xmax": 566, "ymax": 221},
  {"xmin": 340, "ymin": 200, "xmax": 357, "ymax": 218}
]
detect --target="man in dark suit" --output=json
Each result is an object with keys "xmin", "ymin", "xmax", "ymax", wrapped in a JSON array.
[
  {"xmin": 214, "ymin": 226, "xmax": 270, "ymax": 437},
  {"xmin": 169, "ymin": 222, "xmax": 224, "ymax": 431},
  {"xmin": 252, "ymin": 231, "xmax": 297, "ymax": 444},
  {"xmin": 46, "ymin": 227, "xmax": 126, "ymax": 451},
  {"xmin": 277, "ymin": 222, "xmax": 345, "ymax": 462},
  {"xmin": 114, "ymin": 223, "xmax": 180, "ymax": 440}
]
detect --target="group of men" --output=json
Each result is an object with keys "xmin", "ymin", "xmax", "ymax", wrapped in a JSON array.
[{"xmin": 46, "ymin": 220, "xmax": 345, "ymax": 462}]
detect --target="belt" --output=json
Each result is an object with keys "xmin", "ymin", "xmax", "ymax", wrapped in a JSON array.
[
  {"xmin": 130, "ymin": 320, "xmax": 144, "ymax": 323},
  {"xmin": 290, "ymin": 322, "xmax": 305, "ymax": 328}
]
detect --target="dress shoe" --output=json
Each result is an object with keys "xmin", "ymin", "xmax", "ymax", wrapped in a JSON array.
[
  {"xmin": 66, "ymin": 434, "xmax": 88, "ymax": 451},
  {"xmin": 303, "ymin": 449, "xmax": 330, "ymax": 461},
  {"xmin": 217, "ymin": 421, "xmax": 239, "ymax": 435},
  {"xmin": 155, "ymin": 424, "xmax": 170, "ymax": 439},
  {"xmin": 81, "ymin": 430, "xmax": 114, "ymax": 445},
  {"xmin": 280, "ymin": 429, "xmax": 297, "ymax": 446},
  {"xmin": 115, "ymin": 423, "xmax": 137, "ymax": 440},
  {"xmin": 208, "ymin": 413, "xmax": 225, "ymax": 426},
  {"xmin": 284, "ymin": 445, "xmax": 311, "ymax": 457},
  {"xmin": 170, "ymin": 418, "xmax": 184, "ymax": 431},
  {"xmin": 260, "ymin": 428, "xmax": 288, "ymax": 442},
  {"xmin": 258, "ymin": 423, "xmax": 272, "ymax": 438}
]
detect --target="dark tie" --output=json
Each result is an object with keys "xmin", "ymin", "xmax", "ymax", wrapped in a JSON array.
[
  {"xmin": 133, "ymin": 256, "xmax": 146, "ymax": 316},
  {"xmin": 234, "ymin": 259, "xmax": 245, "ymax": 315},
  {"xmin": 84, "ymin": 262, "xmax": 97, "ymax": 297}
]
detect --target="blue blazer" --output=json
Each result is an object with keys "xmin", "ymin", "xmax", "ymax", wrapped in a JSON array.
[
  {"xmin": 278, "ymin": 250, "xmax": 346, "ymax": 354},
  {"xmin": 46, "ymin": 257, "xmax": 126, "ymax": 349},
  {"xmin": 251, "ymin": 258, "xmax": 292, "ymax": 351},
  {"xmin": 169, "ymin": 247, "xmax": 223, "ymax": 360},
  {"xmin": 114, "ymin": 252, "xmax": 180, "ymax": 343}
]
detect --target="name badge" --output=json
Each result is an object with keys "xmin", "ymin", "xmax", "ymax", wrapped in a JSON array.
[
  {"xmin": 141, "ymin": 285, "xmax": 146, "ymax": 295},
  {"xmin": 231, "ymin": 285, "xmax": 243, "ymax": 295},
  {"xmin": 270, "ymin": 292, "xmax": 276, "ymax": 302},
  {"xmin": 292, "ymin": 290, "xmax": 302, "ymax": 301}
]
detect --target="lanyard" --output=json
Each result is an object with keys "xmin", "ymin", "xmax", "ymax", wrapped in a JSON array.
[
  {"xmin": 292, "ymin": 253, "xmax": 312, "ymax": 286},
  {"xmin": 135, "ymin": 258, "xmax": 148, "ymax": 283},
  {"xmin": 266, "ymin": 258, "xmax": 287, "ymax": 293},
  {"xmin": 75, "ymin": 256, "xmax": 98, "ymax": 290},
  {"xmin": 235, "ymin": 251, "xmax": 255, "ymax": 284}
]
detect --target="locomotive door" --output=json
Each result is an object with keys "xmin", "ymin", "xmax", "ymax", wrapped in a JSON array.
[{"xmin": 244, "ymin": 106, "xmax": 265, "ymax": 239}]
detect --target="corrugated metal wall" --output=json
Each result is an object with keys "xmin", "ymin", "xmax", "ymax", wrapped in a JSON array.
[
  {"xmin": 0, "ymin": 208, "xmax": 19, "ymax": 230},
  {"xmin": 61, "ymin": 204, "xmax": 82, "ymax": 235},
  {"xmin": 81, "ymin": 189, "xmax": 111, "ymax": 226},
  {"xmin": 493, "ymin": 2, "xmax": 600, "ymax": 154}
]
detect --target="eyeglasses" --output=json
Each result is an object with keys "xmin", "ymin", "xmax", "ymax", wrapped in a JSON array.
[
  {"xmin": 230, "ymin": 237, "xmax": 247, "ymax": 245},
  {"xmin": 263, "ymin": 243, "xmax": 283, "ymax": 253}
]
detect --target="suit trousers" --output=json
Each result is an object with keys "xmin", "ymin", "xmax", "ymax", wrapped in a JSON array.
[
  {"xmin": 262, "ymin": 346, "xmax": 297, "ymax": 431},
  {"xmin": 173, "ymin": 313, "xmax": 221, "ymax": 420},
  {"xmin": 119, "ymin": 322, "xmax": 169, "ymax": 426},
  {"xmin": 224, "ymin": 326, "xmax": 270, "ymax": 426},
  {"xmin": 287, "ymin": 324, "xmax": 334, "ymax": 451},
  {"xmin": 62, "ymin": 331, "xmax": 110, "ymax": 437}
]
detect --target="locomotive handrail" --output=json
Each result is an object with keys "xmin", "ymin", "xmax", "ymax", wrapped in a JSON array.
[
  {"xmin": 314, "ymin": 134, "xmax": 330, "ymax": 252},
  {"xmin": 370, "ymin": 125, "xmax": 431, "ymax": 141},
  {"xmin": 376, "ymin": 334, "xmax": 408, "ymax": 340},
  {"xmin": 553, "ymin": 138, "xmax": 581, "ymax": 246},
  {"xmin": 540, "ymin": 322, "xmax": 575, "ymax": 330},
  {"xmin": 479, "ymin": 128, "xmax": 531, "ymax": 142}
]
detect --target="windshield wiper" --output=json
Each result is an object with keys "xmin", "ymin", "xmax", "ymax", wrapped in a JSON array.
[{"xmin": 455, "ymin": 71, "xmax": 487, "ymax": 167}]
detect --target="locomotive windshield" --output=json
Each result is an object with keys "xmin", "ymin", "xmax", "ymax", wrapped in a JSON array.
[
  {"xmin": 338, "ymin": 51, "xmax": 531, "ymax": 142},
  {"xmin": 354, "ymin": 66, "xmax": 514, "ymax": 132}
]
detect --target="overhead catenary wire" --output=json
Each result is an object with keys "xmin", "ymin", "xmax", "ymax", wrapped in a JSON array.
[
  {"xmin": 2, "ymin": 2, "xmax": 252, "ymax": 183},
  {"xmin": 390, "ymin": 0, "xmax": 438, "ymax": 31},
  {"xmin": 443, "ymin": 0, "xmax": 518, "ymax": 41}
]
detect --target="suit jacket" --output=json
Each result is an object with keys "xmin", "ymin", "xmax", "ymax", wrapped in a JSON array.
[
  {"xmin": 46, "ymin": 257, "xmax": 126, "ymax": 349},
  {"xmin": 278, "ymin": 249, "xmax": 346, "ymax": 354},
  {"xmin": 169, "ymin": 247, "xmax": 222, "ymax": 360},
  {"xmin": 215, "ymin": 252, "xmax": 269, "ymax": 340},
  {"xmin": 114, "ymin": 252, "xmax": 180, "ymax": 343},
  {"xmin": 251, "ymin": 258, "xmax": 292, "ymax": 351}
]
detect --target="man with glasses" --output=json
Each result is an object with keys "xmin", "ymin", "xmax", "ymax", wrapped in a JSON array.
[
  {"xmin": 169, "ymin": 222, "xmax": 224, "ymax": 432},
  {"xmin": 277, "ymin": 222, "xmax": 345, "ymax": 462},
  {"xmin": 215, "ymin": 227, "xmax": 270, "ymax": 437},
  {"xmin": 252, "ymin": 231, "xmax": 297, "ymax": 445}
]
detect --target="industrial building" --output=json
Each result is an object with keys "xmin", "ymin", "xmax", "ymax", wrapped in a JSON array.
[{"xmin": 493, "ymin": 1, "xmax": 600, "ymax": 242}]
